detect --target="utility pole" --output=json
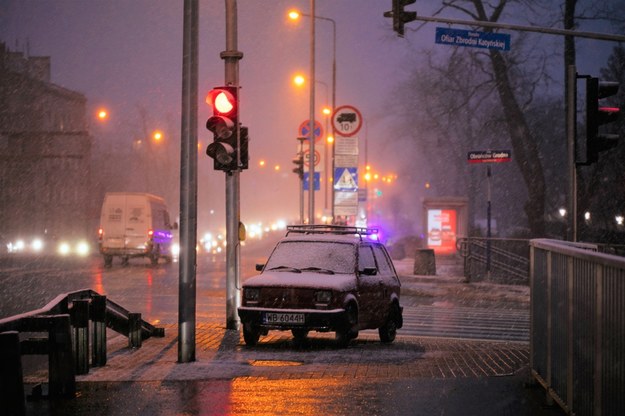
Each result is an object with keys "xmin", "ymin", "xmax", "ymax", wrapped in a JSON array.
[
  {"xmin": 223, "ymin": 0, "xmax": 243, "ymax": 330},
  {"xmin": 308, "ymin": 0, "xmax": 316, "ymax": 224}
]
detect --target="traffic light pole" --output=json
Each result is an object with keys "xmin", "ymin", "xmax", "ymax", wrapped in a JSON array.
[
  {"xmin": 223, "ymin": 0, "xmax": 243, "ymax": 330},
  {"xmin": 178, "ymin": 0, "xmax": 199, "ymax": 363},
  {"xmin": 566, "ymin": 65, "xmax": 578, "ymax": 242}
]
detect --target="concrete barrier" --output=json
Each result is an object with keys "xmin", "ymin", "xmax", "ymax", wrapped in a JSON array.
[{"xmin": 414, "ymin": 249, "xmax": 436, "ymax": 275}]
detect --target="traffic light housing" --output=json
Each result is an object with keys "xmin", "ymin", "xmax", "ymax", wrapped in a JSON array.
[
  {"xmin": 584, "ymin": 77, "xmax": 621, "ymax": 165},
  {"xmin": 383, "ymin": 0, "xmax": 417, "ymax": 37},
  {"xmin": 206, "ymin": 86, "xmax": 239, "ymax": 171},
  {"xmin": 238, "ymin": 126, "xmax": 249, "ymax": 170},
  {"xmin": 292, "ymin": 153, "xmax": 304, "ymax": 179}
]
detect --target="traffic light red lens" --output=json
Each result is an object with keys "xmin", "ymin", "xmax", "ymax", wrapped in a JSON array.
[
  {"xmin": 215, "ymin": 92, "xmax": 234, "ymax": 113},
  {"xmin": 207, "ymin": 89, "xmax": 236, "ymax": 115}
]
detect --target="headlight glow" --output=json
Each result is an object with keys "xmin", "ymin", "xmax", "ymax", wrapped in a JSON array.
[
  {"xmin": 76, "ymin": 241, "xmax": 90, "ymax": 256},
  {"xmin": 31, "ymin": 238, "xmax": 44, "ymax": 252},
  {"xmin": 58, "ymin": 242, "xmax": 71, "ymax": 256}
]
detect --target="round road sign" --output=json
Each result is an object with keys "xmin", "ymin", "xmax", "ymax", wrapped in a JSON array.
[
  {"xmin": 298, "ymin": 119, "xmax": 324, "ymax": 143},
  {"xmin": 303, "ymin": 149, "xmax": 321, "ymax": 167},
  {"xmin": 332, "ymin": 105, "xmax": 363, "ymax": 137}
]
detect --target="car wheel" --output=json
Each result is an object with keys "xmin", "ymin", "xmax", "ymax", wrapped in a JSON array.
[
  {"xmin": 336, "ymin": 303, "xmax": 358, "ymax": 347},
  {"xmin": 243, "ymin": 322, "xmax": 260, "ymax": 346},
  {"xmin": 103, "ymin": 255, "xmax": 113, "ymax": 267},
  {"xmin": 379, "ymin": 303, "xmax": 400, "ymax": 343},
  {"xmin": 150, "ymin": 246, "xmax": 160, "ymax": 266}
]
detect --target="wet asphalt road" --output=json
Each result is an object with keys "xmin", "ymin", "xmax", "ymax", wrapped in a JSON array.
[{"xmin": 2, "ymin": 247, "xmax": 557, "ymax": 416}]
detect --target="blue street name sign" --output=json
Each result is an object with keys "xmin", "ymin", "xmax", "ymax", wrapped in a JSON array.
[
  {"xmin": 435, "ymin": 27, "xmax": 510, "ymax": 51},
  {"xmin": 303, "ymin": 172, "xmax": 320, "ymax": 191}
]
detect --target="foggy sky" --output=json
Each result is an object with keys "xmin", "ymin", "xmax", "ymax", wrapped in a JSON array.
[{"xmin": 0, "ymin": 0, "xmax": 615, "ymax": 235}]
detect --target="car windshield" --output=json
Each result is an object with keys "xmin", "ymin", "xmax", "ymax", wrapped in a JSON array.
[{"xmin": 264, "ymin": 241, "xmax": 355, "ymax": 274}]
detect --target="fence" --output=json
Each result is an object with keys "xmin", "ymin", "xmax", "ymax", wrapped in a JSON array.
[
  {"xmin": 0, "ymin": 289, "xmax": 164, "ymax": 414},
  {"xmin": 530, "ymin": 239, "xmax": 625, "ymax": 415},
  {"xmin": 456, "ymin": 237, "xmax": 530, "ymax": 283}
]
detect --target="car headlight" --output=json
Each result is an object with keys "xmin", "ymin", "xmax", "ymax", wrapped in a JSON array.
[
  {"xmin": 31, "ymin": 238, "xmax": 44, "ymax": 252},
  {"xmin": 58, "ymin": 242, "xmax": 71, "ymax": 256},
  {"xmin": 315, "ymin": 290, "xmax": 332, "ymax": 304},
  {"xmin": 75, "ymin": 241, "xmax": 90, "ymax": 256},
  {"xmin": 244, "ymin": 288, "xmax": 260, "ymax": 301}
]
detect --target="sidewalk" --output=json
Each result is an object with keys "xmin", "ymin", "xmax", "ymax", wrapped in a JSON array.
[{"xmin": 21, "ymin": 258, "xmax": 560, "ymax": 416}]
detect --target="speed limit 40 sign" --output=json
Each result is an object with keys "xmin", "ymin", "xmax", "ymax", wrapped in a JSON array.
[{"xmin": 332, "ymin": 105, "xmax": 363, "ymax": 137}]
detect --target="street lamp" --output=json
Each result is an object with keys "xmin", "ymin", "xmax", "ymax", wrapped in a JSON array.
[
  {"xmin": 289, "ymin": 6, "xmax": 337, "ymax": 224},
  {"xmin": 97, "ymin": 109, "xmax": 108, "ymax": 121}
]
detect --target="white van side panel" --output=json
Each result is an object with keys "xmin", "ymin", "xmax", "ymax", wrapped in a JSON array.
[
  {"xmin": 100, "ymin": 194, "xmax": 129, "ymax": 249},
  {"xmin": 124, "ymin": 194, "xmax": 151, "ymax": 250}
]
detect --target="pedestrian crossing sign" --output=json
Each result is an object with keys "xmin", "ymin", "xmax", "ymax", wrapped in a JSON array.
[{"xmin": 334, "ymin": 168, "xmax": 358, "ymax": 191}]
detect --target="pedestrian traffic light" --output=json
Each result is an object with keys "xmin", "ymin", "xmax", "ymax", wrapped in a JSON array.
[
  {"xmin": 584, "ymin": 77, "xmax": 621, "ymax": 165},
  {"xmin": 292, "ymin": 154, "xmax": 304, "ymax": 179},
  {"xmin": 383, "ymin": 0, "xmax": 417, "ymax": 37},
  {"xmin": 206, "ymin": 86, "xmax": 238, "ymax": 171}
]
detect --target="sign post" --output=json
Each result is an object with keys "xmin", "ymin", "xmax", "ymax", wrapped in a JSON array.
[
  {"xmin": 467, "ymin": 150, "xmax": 512, "ymax": 274},
  {"xmin": 331, "ymin": 105, "xmax": 362, "ymax": 223}
]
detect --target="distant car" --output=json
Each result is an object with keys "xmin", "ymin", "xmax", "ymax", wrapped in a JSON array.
[{"xmin": 238, "ymin": 225, "xmax": 403, "ymax": 347}]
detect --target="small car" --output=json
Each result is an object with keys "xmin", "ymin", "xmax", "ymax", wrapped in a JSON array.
[{"xmin": 238, "ymin": 225, "xmax": 403, "ymax": 347}]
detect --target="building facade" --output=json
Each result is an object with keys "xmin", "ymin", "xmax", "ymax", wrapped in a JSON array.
[{"xmin": 0, "ymin": 43, "xmax": 92, "ymax": 245}]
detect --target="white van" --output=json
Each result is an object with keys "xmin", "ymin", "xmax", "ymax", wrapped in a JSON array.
[{"xmin": 98, "ymin": 192, "xmax": 176, "ymax": 266}]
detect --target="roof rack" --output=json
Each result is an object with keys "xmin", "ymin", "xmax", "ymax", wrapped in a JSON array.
[{"xmin": 286, "ymin": 225, "xmax": 378, "ymax": 239}]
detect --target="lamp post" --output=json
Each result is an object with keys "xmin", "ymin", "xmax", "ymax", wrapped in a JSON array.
[
  {"xmin": 289, "ymin": 6, "xmax": 336, "ymax": 223},
  {"xmin": 292, "ymin": 75, "xmax": 330, "ymax": 218}
]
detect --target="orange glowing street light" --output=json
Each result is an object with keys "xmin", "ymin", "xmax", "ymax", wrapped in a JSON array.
[
  {"xmin": 153, "ymin": 131, "xmax": 163, "ymax": 142},
  {"xmin": 96, "ymin": 109, "xmax": 108, "ymax": 121},
  {"xmin": 293, "ymin": 74, "xmax": 306, "ymax": 87}
]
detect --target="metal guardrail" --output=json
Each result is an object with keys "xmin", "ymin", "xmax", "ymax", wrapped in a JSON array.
[
  {"xmin": 457, "ymin": 237, "xmax": 530, "ymax": 283},
  {"xmin": 529, "ymin": 239, "xmax": 625, "ymax": 415},
  {"xmin": 0, "ymin": 289, "xmax": 164, "ymax": 414}
]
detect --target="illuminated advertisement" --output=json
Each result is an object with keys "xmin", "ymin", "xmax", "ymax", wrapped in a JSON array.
[{"xmin": 427, "ymin": 209, "xmax": 457, "ymax": 254}]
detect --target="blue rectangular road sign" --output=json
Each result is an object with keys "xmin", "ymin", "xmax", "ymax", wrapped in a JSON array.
[
  {"xmin": 435, "ymin": 27, "xmax": 510, "ymax": 51},
  {"xmin": 303, "ymin": 172, "xmax": 320, "ymax": 191}
]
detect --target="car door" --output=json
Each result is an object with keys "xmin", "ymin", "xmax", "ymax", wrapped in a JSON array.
[{"xmin": 357, "ymin": 244, "xmax": 384, "ymax": 328}]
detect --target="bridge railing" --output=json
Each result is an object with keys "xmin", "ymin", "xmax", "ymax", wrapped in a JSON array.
[
  {"xmin": 529, "ymin": 239, "xmax": 625, "ymax": 416},
  {"xmin": 0, "ymin": 289, "xmax": 164, "ymax": 413}
]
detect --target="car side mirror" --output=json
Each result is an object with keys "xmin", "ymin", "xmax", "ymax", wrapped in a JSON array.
[
  {"xmin": 361, "ymin": 267, "xmax": 377, "ymax": 276},
  {"xmin": 255, "ymin": 264, "xmax": 265, "ymax": 272}
]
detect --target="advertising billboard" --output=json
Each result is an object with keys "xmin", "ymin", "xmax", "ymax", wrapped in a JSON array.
[{"xmin": 427, "ymin": 209, "xmax": 457, "ymax": 254}]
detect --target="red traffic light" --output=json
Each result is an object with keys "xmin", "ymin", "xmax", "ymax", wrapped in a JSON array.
[
  {"xmin": 206, "ymin": 86, "xmax": 238, "ymax": 140},
  {"xmin": 206, "ymin": 87, "xmax": 237, "ymax": 116}
]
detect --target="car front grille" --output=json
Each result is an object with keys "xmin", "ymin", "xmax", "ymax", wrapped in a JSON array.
[{"xmin": 259, "ymin": 287, "xmax": 313, "ymax": 309}]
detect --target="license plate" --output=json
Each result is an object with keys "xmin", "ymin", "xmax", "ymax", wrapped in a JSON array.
[{"xmin": 263, "ymin": 312, "xmax": 305, "ymax": 325}]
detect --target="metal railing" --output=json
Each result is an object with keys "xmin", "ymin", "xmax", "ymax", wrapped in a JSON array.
[
  {"xmin": 529, "ymin": 239, "xmax": 625, "ymax": 415},
  {"xmin": 0, "ymin": 289, "xmax": 164, "ymax": 413},
  {"xmin": 457, "ymin": 237, "xmax": 530, "ymax": 283}
]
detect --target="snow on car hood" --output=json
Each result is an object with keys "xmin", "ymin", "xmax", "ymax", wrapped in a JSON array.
[{"xmin": 243, "ymin": 271, "xmax": 356, "ymax": 292}]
